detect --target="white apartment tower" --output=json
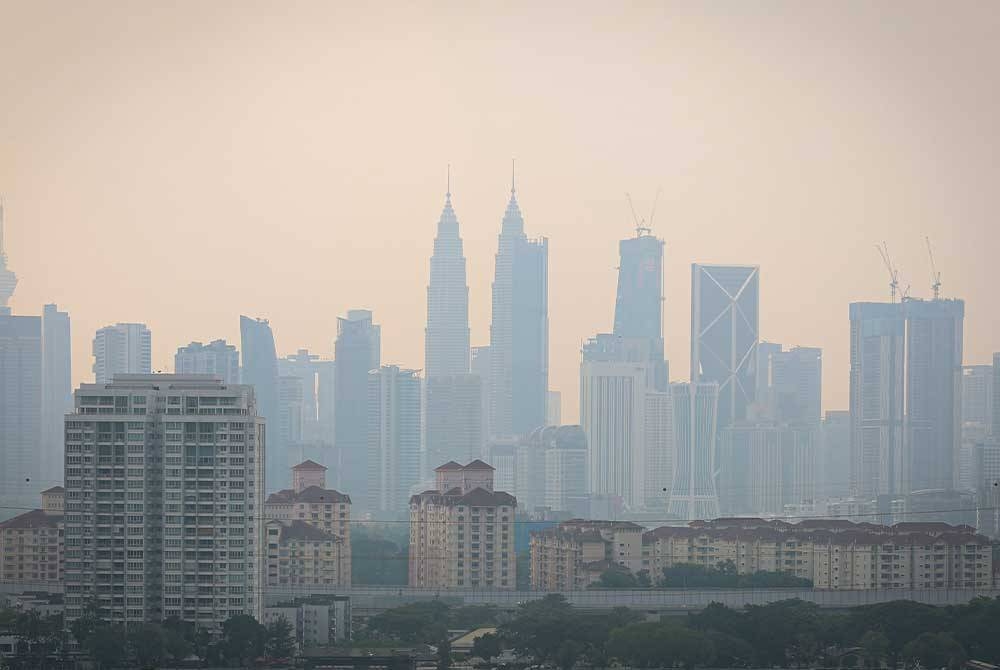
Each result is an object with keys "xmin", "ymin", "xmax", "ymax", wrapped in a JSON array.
[
  {"xmin": 93, "ymin": 323, "xmax": 152, "ymax": 383},
  {"xmin": 174, "ymin": 340, "xmax": 240, "ymax": 385},
  {"xmin": 63, "ymin": 374, "xmax": 265, "ymax": 628}
]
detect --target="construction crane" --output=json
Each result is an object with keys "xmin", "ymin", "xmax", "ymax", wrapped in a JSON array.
[
  {"xmin": 876, "ymin": 241, "xmax": 900, "ymax": 303},
  {"xmin": 626, "ymin": 191, "xmax": 661, "ymax": 237},
  {"xmin": 925, "ymin": 236, "xmax": 942, "ymax": 300}
]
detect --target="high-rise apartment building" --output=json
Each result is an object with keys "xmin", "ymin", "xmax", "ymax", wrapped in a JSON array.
[
  {"xmin": 175, "ymin": 340, "xmax": 240, "ymax": 384},
  {"xmin": 849, "ymin": 299, "xmax": 964, "ymax": 498},
  {"xmin": 41, "ymin": 304, "xmax": 72, "ymax": 487},
  {"xmin": 581, "ymin": 335, "xmax": 650, "ymax": 509},
  {"xmin": 488, "ymin": 181, "xmax": 548, "ymax": 439},
  {"xmin": 961, "ymin": 365, "xmax": 994, "ymax": 427},
  {"xmin": 0, "ymin": 487, "xmax": 64, "ymax": 588},
  {"xmin": 0, "ymin": 201, "xmax": 16, "ymax": 314},
  {"xmin": 768, "ymin": 346, "xmax": 822, "ymax": 426},
  {"xmin": 240, "ymin": 316, "xmax": 281, "ymax": 490},
  {"xmin": 614, "ymin": 230, "xmax": 668, "ymax": 390},
  {"xmin": 0, "ymin": 312, "xmax": 41, "ymax": 519},
  {"xmin": 409, "ymin": 461, "xmax": 516, "ymax": 589},
  {"xmin": 92, "ymin": 323, "xmax": 151, "ymax": 384},
  {"xmin": 425, "ymin": 374, "xmax": 482, "ymax": 475},
  {"xmin": 667, "ymin": 382, "xmax": 720, "ymax": 521},
  {"xmin": 541, "ymin": 425, "xmax": 589, "ymax": 515},
  {"xmin": 719, "ymin": 422, "xmax": 815, "ymax": 516},
  {"xmin": 334, "ymin": 310, "xmax": 380, "ymax": 504},
  {"xmin": 644, "ymin": 391, "xmax": 674, "ymax": 510},
  {"xmin": 62, "ymin": 375, "xmax": 265, "ymax": 627},
  {"xmin": 993, "ymin": 353, "xmax": 1000, "ymax": 437},
  {"xmin": 690, "ymin": 264, "xmax": 759, "ymax": 429},
  {"xmin": 368, "ymin": 365, "xmax": 422, "ymax": 515},
  {"xmin": 425, "ymin": 179, "xmax": 470, "ymax": 379}
]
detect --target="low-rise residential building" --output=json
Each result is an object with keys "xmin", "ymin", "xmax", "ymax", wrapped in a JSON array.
[
  {"xmin": 0, "ymin": 489, "xmax": 64, "ymax": 589},
  {"xmin": 265, "ymin": 461, "xmax": 352, "ymax": 585},
  {"xmin": 265, "ymin": 520, "xmax": 347, "ymax": 587},
  {"xmin": 641, "ymin": 518, "xmax": 992, "ymax": 590},
  {"xmin": 264, "ymin": 598, "xmax": 351, "ymax": 649},
  {"xmin": 529, "ymin": 520, "xmax": 644, "ymax": 591},
  {"xmin": 409, "ymin": 461, "xmax": 516, "ymax": 589}
]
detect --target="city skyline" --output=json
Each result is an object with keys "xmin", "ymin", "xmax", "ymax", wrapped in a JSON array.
[{"xmin": 2, "ymin": 3, "xmax": 998, "ymax": 424}]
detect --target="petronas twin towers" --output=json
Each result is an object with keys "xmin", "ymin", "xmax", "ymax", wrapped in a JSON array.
[{"xmin": 425, "ymin": 171, "xmax": 549, "ymax": 471}]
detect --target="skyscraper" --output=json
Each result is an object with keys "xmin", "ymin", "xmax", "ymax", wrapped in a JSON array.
[
  {"xmin": 580, "ymin": 334, "xmax": 651, "ymax": 509},
  {"xmin": 240, "ymin": 316, "xmax": 281, "ymax": 488},
  {"xmin": 368, "ymin": 365, "xmax": 422, "ymax": 515},
  {"xmin": 994, "ymin": 353, "xmax": 1000, "ymax": 437},
  {"xmin": 644, "ymin": 390, "xmax": 674, "ymax": 510},
  {"xmin": 41, "ymin": 304, "xmax": 72, "ymax": 486},
  {"xmin": 472, "ymin": 345, "xmax": 491, "ymax": 452},
  {"xmin": 63, "ymin": 375, "xmax": 265, "ymax": 627},
  {"xmin": 818, "ymin": 410, "xmax": 851, "ymax": 500},
  {"xmin": 0, "ymin": 200, "xmax": 17, "ymax": 315},
  {"xmin": 614, "ymin": 230, "xmax": 668, "ymax": 390},
  {"xmin": 0, "ymin": 312, "xmax": 41, "ymax": 519},
  {"xmin": 667, "ymin": 382, "xmax": 720, "ymax": 521},
  {"xmin": 174, "ymin": 339, "xmax": 240, "ymax": 384},
  {"xmin": 334, "ymin": 309, "xmax": 380, "ymax": 503},
  {"xmin": 279, "ymin": 349, "xmax": 336, "ymax": 446},
  {"xmin": 690, "ymin": 264, "xmax": 759, "ymax": 429},
  {"xmin": 767, "ymin": 346, "xmax": 822, "ymax": 425},
  {"xmin": 488, "ymin": 176, "xmax": 548, "ymax": 439},
  {"xmin": 92, "ymin": 323, "xmax": 151, "ymax": 383},
  {"xmin": 849, "ymin": 299, "xmax": 964, "ymax": 498},
  {"xmin": 425, "ymin": 374, "xmax": 482, "ymax": 475},
  {"xmin": 425, "ymin": 174, "xmax": 470, "ymax": 379},
  {"xmin": 961, "ymin": 365, "xmax": 994, "ymax": 427}
]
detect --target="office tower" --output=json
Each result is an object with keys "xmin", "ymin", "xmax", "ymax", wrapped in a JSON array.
[
  {"xmin": 0, "ymin": 312, "xmax": 41, "ymax": 519},
  {"xmin": 368, "ymin": 365, "xmax": 422, "ymax": 515},
  {"xmin": 174, "ymin": 340, "xmax": 240, "ymax": 384},
  {"xmin": 41, "ymin": 304, "xmax": 72, "ymax": 486},
  {"xmin": 265, "ymin": 461, "xmax": 352, "ymax": 587},
  {"xmin": 240, "ymin": 316, "xmax": 281, "ymax": 489},
  {"xmin": 472, "ymin": 345, "xmax": 491, "ymax": 452},
  {"xmin": 515, "ymin": 428, "xmax": 549, "ymax": 513},
  {"xmin": 719, "ymin": 423, "xmax": 815, "ymax": 516},
  {"xmin": 63, "ymin": 375, "xmax": 265, "ymax": 626},
  {"xmin": 425, "ymin": 177, "xmax": 470, "ymax": 379},
  {"xmin": 334, "ymin": 310, "xmax": 380, "ymax": 504},
  {"xmin": 772, "ymin": 347, "xmax": 822, "ymax": 426},
  {"xmin": 994, "ymin": 353, "xmax": 1000, "ymax": 437},
  {"xmin": 667, "ymin": 382, "xmax": 720, "ymax": 521},
  {"xmin": 690, "ymin": 264, "xmax": 759, "ymax": 429},
  {"xmin": 614, "ymin": 229, "xmax": 668, "ymax": 390},
  {"xmin": 488, "ymin": 178, "xmax": 548, "ymax": 439},
  {"xmin": 644, "ymin": 391, "xmax": 674, "ymax": 509},
  {"xmin": 92, "ymin": 323, "xmax": 151, "ymax": 383},
  {"xmin": 0, "ymin": 487, "xmax": 64, "ymax": 589},
  {"xmin": 960, "ymin": 365, "xmax": 993, "ymax": 491},
  {"xmin": 279, "ymin": 349, "xmax": 335, "ymax": 446},
  {"xmin": 409, "ymin": 461, "xmax": 516, "ymax": 589},
  {"xmin": 542, "ymin": 425, "xmax": 589, "ymax": 515},
  {"xmin": 754, "ymin": 341, "xmax": 782, "ymax": 417},
  {"xmin": 849, "ymin": 299, "xmax": 964, "ymax": 498},
  {"xmin": 818, "ymin": 410, "xmax": 851, "ymax": 500},
  {"xmin": 975, "ymin": 439, "xmax": 1000, "ymax": 537},
  {"xmin": 486, "ymin": 440, "xmax": 517, "ymax": 494},
  {"xmin": 277, "ymin": 375, "xmax": 304, "ymax": 449},
  {"xmin": 425, "ymin": 374, "xmax": 482, "ymax": 476},
  {"xmin": 546, "ymin": 390, "xmax": 562, "ymax": 427},
  {"xmin": 0, "ymin": 200, "xmax": 16, "ymax": 314},
  {"xmin": 580, "ymin": 334, "xmax": 651, "ymax": 509}
]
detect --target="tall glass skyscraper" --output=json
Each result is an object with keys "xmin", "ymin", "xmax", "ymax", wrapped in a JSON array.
[
  {"xmin": 690, "ymin": 264, "xmax": 760, "ymax": 428},
  {"xmin": 0, "ymin": 312, "xmax": 41, "ymax": 519},
  {"xmin": 240, "ymin": 315, "xmax": 281, "ymax": 489},
  {"xmin": 668, "ymin": 382, "xmax": 720, "ymax": 520},
  {"xmin": 334, "ymin": 309, "xmax": 380, "ymax": 505},
  {"xmin": 41, "ymin": 303, "xmax": 71, "ymax": 486},
  {"xmin": 614, "ymin": 231, "xmax": 668, "ymax": 389},
  {"xmin": 489, "ymin": 180, "xmax": 548, "ymax": 439}
]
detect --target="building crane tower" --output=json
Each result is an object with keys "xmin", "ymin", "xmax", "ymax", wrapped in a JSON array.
[
  {"xmin": 925, "ymin": 236, "xmax": 942, "ymax": 300},
  {"xmin": 876, "ymin": 241, "xmax": 900, "ymax": 303}
]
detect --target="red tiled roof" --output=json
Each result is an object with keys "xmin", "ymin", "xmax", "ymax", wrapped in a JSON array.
[
  {"xmin": 266, "ymin": 486, "xmax": 351, "ymax": 505},
  {"xmin": 292, "ymin": 460, "xmax": 327, "ymax": 471},
  {"xmin": 0, "ymin": 509, "xmax": 61, "ymax": 530},
  {"xmin": 40, "ymin": 486, "xmax": 65, "ymax": 494},
  {"xmin": 463, "ymin": 459, "xmax": 495, "ymax": 470},
  {"xmin": 434, "ymin": 461, "xmax": 463, "ymax": 471}
]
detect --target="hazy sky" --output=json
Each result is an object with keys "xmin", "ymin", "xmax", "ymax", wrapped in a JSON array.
[{"xmin": 1, "ymin": 1, "xmax": 997, "ymax": 422}]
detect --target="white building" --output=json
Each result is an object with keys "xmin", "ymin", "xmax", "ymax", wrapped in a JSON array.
[
  {"xmin": 63, "ymin": 374, "xmax": 265, "ymax": 628},
  {"xmin": 667, "ymin": 382, "xmax": 720, "ymax": 521},
  {"xmin": 174, "ymin": 340, "xmax": 240, "ymax": 384},
  {"xmin": 368, "ymin": 365, "xmax": 422, "ymax": 515},
  {"xmin": 92, "ymin": 323, "xmax": 151, "ymax": 383}
]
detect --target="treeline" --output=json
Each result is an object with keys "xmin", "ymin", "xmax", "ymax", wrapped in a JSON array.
[
  {"xmin": 0, "ymin": 602, "xmax": 295, "ymax": 669},
  {"xmin": 593, "ymin": 560, "xmax": 813, "ymax": 589},
  {"xmin": 468, "ymin": 595, "xmax": 1000, "ymax": 669}
]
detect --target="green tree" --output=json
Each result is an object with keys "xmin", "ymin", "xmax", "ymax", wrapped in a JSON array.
[
  {"xmin": 607, "ymin": 622, "xmax": 715, "ymax": 669},
  {"xmin": 352, "ymin": 525, "xmax": 409, "ymax": 585},
  {"xmin": 130, "ymin": 623, "xmax": 166, "ymax": 669},
  {"xmin": 902, "ymin": 632, "xmax": 967, "ymax": 670},
  {"xmin": 220, "ymin": 614, "xmax": 266, "ymax": 667},
  {"xmin": 437, "ymin": 636, "xmax": 452, "ymax": 670},
  {"xmin": 265, "ymin": 617, "xmax": 295, "ymax": 658},
  {"xmin": 88, "ymin": 625, "xmax": 126, "ymax": 670},
  {"xmin": 500, "ymin": 595, "xmax": 574, "ymax": 662},
  {"xmin": 367, "ymin": 601, "xmax": 450, "ymax": 643},
  {"xmin": 860, "ymin": 630, "xmax": 890, "ymax": 668},
  {"xmin": 471, "ymin": 633, "xmax": 502, "ymax": 661},
  {"xmin": 556, "ymin": 639, "xmax": 584, "ymax": 670},
  {"xmin": 593, "ymin": 568, "xmax": 637, "ymax": 588}
]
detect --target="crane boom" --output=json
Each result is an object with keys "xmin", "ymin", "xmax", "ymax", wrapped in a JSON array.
[
  {"xmin": 926, "ymin": 236, "xmax": 942, "ymax": 300},
  {"xmin": 876, "ymin": 241, "xmax": 900, "ymax": 303}
]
